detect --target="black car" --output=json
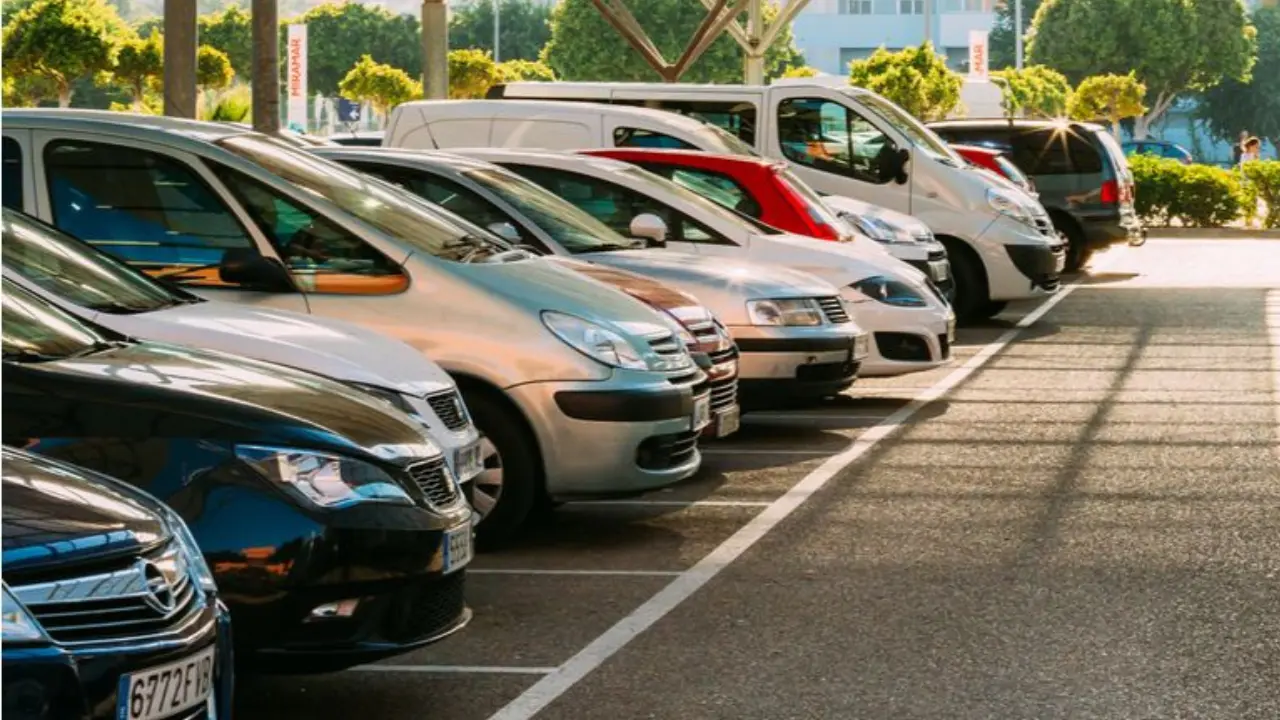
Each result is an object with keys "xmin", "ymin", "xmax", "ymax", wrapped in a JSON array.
[
  {"xmin": 928, "ymin": 118, "xmax": 1145, "ymax": 271},
  {"xmin": 1, "ymin": 279, "xmax": 474, "ymax": 673},
  {"xmin": 2, "ymin": 446, "xmax": 234, "ymax": 720}
]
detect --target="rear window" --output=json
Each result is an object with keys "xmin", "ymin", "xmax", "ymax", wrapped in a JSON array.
[
  {"xmin": 1093, "ymin": 129, "xmax": 1131, "ymax": 180},
  {"xmin": 1009, "ymin": 128, "xmax": 1102, "ymax": 176}
]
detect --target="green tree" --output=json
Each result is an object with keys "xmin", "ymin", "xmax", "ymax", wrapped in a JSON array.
[
  {"xmin": 196, "ymin": 44, "xmax": 234, "ymax": 91},
  {"xmin": 848, "ymin": 42, "xmax": 962, "ymax": 121},
  {"xmin": 197, "ymin": 5, "xmax": 251, "ymax": 79},
  {"xmin": 1027, "ymin": 0, "xmax": 1256, "ymax": 138},
  {"xmin": 543, "ymin": 0, "xmax": 803, "ymax": 83},
  {"xmin": 1068, "ymin": 72, "xmax": 1147, "ymax": 137},
  {"xmin": 1198, "ymin": 4, "xmax": 1280, "ymax": 154},
  {"xmin": 989, "ymin": 0, "xmax": 1043, "ymax": 70},
  {"xmin": 2, "ymin": 0, "xmax": 130, "ymax": 107},
  {"xmin": 133, "ymin": 13, "xmax": 161, "ymax": 38},
  {"xmin": 450, "ymin": 0, "xmax": 552, "ymax": 62},
  {"xmin": 449, "ymin": 48, "xmax": 499, "ymax": 98},
  {"xmin": 338, "ymin": 54, "xmax": 421, "ymax": 120},
  {"xmin": 782, "ymin": 65, "xmax": 820, "ymax": 78},
  {"xmin": 280, "ymin": 2, "xmax": 422, "ymax": 96},
  {"xmin": 496, "ymin": 58, "xmax": 556, "ymax": 83},
  {"xmin": 114, "ymin": 31, "xmax": 162, "ymax": 109},
  {"xmin": 990, "ymin": 64, "xmax": 1071, "ymax": 119}
]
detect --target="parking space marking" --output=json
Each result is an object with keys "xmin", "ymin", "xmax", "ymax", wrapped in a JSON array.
[
  {"xmin": 351, "ymin": 665, "xmax": 556, "ymax": 675},
  {"xmin": 699, "ymin": 447, "xmax": 843, "ymax": 456},
  {"xmin": 487, "ymin": 284, "xmax": 1083, "ymax": 720},
  {"xmin": 569, "ymin": 499, "xmax": 773, "ymax": 508},
  {"xmin": 744, "ymin": 413, "xmax": 889, "ymax": 421},
  {"xmin": 1267, "ymin": 290, "xmax": 1280, "ymax": 459},
  {"xmin": 469, "ymin": 569, "xmax": 682, "ymax": 577}
]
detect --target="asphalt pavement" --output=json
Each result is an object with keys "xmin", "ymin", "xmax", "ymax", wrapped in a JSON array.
[{"xmin": 237, "ymin": 238, "xmax": 1280, "ymax": 720}]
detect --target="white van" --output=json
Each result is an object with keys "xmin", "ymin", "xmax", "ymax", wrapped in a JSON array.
[{"xmin": 390, "ymin": 88, "xmax": 1065, "ymax": 321}]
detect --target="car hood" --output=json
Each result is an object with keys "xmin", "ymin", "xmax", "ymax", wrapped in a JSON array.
[
  {"xmin": 822, "ymin": 196, "xmax": 930, "ymax": 238},
  {"xmin": 12, "ymin": 342, "xmax": 439, "ymax": 461},
  {"xmin": 751, "ymin": 231, "xmax": 931, "ymax": 290},
  {"xmin": 547, "ymin": 256, "xmax": 704, "ymax": 314},
  {"xmin": 103, "ymin": 300, "xmax": 454, "ymax": 397},
  {"xmin": 2, "ymin": 447, "xmax": 169, "ymax": 575}
]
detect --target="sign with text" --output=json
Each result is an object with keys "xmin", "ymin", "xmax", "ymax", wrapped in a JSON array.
[
  {"xmin": 968, "ymin": 29, "xmax": 989, "ymax": 79},
  {"xmin": 287, "ymin": 24, "xmax": 308, "ymax": 130}
]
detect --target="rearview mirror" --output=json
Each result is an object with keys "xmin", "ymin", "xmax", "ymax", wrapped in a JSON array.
[
  {"xmin": 630, "ymin": 213, "xmax": 667, "ymax": 248},
  {"xmin": 219, "ymin": 249, "xmax": 294, "ymax": 291},
  {"xmin": 487, "ymin": 221, "xmax": 522, "ymax": 243}
]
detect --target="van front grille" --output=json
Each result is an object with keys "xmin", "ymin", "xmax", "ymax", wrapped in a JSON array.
[{"xmin": 407, "ymin": 457, "xmax": 461, "ymax": 509}]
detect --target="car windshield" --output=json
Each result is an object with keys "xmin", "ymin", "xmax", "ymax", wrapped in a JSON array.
[
  {"xmin": 695, "ymin": 123, "xmax": 760, "ymax": 157},
  {"xmin": 619, "ymin": 166, "xmax": 784, "ymax": 235},
  {"xmin": 846, "ymin": 89, "xmax": 964, "ymax": 165},
  {"xmin": 2, "ymin": 279, "xmax": 116, "ymax": 362},
  {"xmin": 465, "ymin": 168, "xmax": 643, "ymax": 253},
  {"xmin": 1, "ymin": 210, "xmax": 193, "ymax": 314},
  {"xmin": 217, "ymin": 135, "xmax": 511, "ymax": 263},
  {"xmin": 994, "ymin": 155, "xmax": 1033, "ymax": 188}
]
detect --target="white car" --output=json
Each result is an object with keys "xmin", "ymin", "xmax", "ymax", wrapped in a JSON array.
[
  {"xmin": 451, "ymin": 148, "xmax": 955, "ymax": 378},
  {"xmin": 0, "ymin": 208, "xmax": 485, "ymax": 493},
  {"xmin": 821, "ymin": 195, "xmax": 955, "ymax": 301}
]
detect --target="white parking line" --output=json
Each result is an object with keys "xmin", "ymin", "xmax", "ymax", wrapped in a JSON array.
[
  {"xmin": 487, "ymin": 289, "xmax": 1083, "ymax": 720},
  {"xmin": 1266, "ymin": 290, "xmax": 1280, "ymax": 459},
  {"xmin": 352, "ymin": 665, "xmax": 556, "ymax": 675},
  {"xmin": 469, "ymin": 569, "xmax": 682, "ymax": 577},
  {"xmin": 570, "ymin": 500, "xmax": 772, "ymax": 508},
  {"xmin": 698, "ymin": 447, "xmax": 841, "ymax": 456},
  {"xmin": 744, "ymin": 413, "xmax": 889, "ymax": 421}
]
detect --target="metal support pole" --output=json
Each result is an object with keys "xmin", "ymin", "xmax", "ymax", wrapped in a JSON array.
[
  {"xmin": 744, "ymin": 0, "xmax": 763, "ymax": 85},
  {"xmin": 493, "ymin": 0, "xmax": 500, "ymax": 62},
  {"xmin": 1014, "ymin": 0, "xmax": 1024, "ymax": 69},
  {"xmin": 162, "ymin": 0, "xmax": 196, "ymax": 118},
  {"xmin": 923, "ymin": 0, "xmax": 933, "ymax": 48},
  {"xmin": 423, "ymin": 0, "xmax": 449, "ymax": 99},
  {"xmin": 251, "ymin": 0, "xmax": 279, "ymax": 133}
]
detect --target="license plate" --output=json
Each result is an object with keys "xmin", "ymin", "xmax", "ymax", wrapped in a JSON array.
[
  {"xmin": 929, "ymin": 260, "xmax": 950, "ymax": 283},
  {"xmin": 443, "ymin": 523, "xmax": 473, "ymax": 574},
  {"xmin": 714, "ymin": 405, "xmax": 741, "ymax": 438},
  {"xmin": 117, "ymin": 645, "xmax": 216, "ymax": 720},
  {"xmin": 692, "ymin": 394, "xmax": 712, "ymax": 431},
  {"xmin": 453, "ymin": 440, "xmax": 483, "ymax": 483}
]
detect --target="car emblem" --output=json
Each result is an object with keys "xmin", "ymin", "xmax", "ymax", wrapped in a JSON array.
[{"xmin": 139, "ymin": 561, "xmax": 176, "ymax": 614}]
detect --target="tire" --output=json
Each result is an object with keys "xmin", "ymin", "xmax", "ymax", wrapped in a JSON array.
[
  {"xmin": 458, "ymin": 390, "xmax": 543, "ymax": 549},
  {"xmin": 1054, "ymin": 214, "xmax": 1093, "ymax": 272},
  {"xmin": 939, "ymin": 237, "xmax": 989, "ymax": 324}
]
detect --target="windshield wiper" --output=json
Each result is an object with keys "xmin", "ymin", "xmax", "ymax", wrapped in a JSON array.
[{"xmin": 587, "ymin": 242, "xmax": 642, "ymax": 252}]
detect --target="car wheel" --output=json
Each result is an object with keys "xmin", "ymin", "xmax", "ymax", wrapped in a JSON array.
[
  {"xmin": 461, "ymin": 392, "xmax": 542, "ymax": 549},
  {"xmin": 940, "ymin": 238, "xmax": 988, "ymax": 324}
]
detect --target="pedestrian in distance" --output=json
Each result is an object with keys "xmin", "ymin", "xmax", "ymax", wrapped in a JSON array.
[
  {"xmin": 1233, "ymin": 130, "xmax": 1248, "ymax": 166},
  {"xmin": 1241, "ymin": 136, "xmax": 1263, "ymax": 166}
]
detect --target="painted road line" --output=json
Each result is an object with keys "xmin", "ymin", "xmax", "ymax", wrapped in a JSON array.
[
  {"xmin": 569, "ymin": 500, "xmax": 773, "ymax": 508},
  {"xmin": 486, "ymin": 282, "xmax": 1085, "ymax": 720},
  {"xmin": 351, "ymin": 665, "xmax": 556, "ymax": 675},
  {"xmin": 1267, "ymin": 290, "xmax": 1280, "ymax": 460},
  {"xmin": 468, "ymin": 569, "xmax": 682, "ymax": 577},
  {"xmin": 698, "ymin": 448, "xmax": 843, "ymax": 456}
]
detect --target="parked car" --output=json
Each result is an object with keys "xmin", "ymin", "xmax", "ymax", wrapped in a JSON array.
[
  {"xmin": 459, "ymin": 83, "xmax": 1066, "ymax": 320},
  {"xmin": 927, "ymin": 118, "xmax": 1145, "ymax": 270},
  {"xmin": 316, "ymin": 146, "xmax": 869, "ymax": 409},
  {"xmin": 1122, "ymin": 139, "xmax": 1193, "ymax": 165},
  {"xmin": 2, "ymin": 278, "xmax": 474, "ymax": 673},
  {"xmin": 950, "ymin": 144, "xmax": 1037, "ymax": 194},
  {"xmin": 450, "ymin": 148, "xmax": 953, "ymax": 378},
  {"xmin": 330, "ymin": 130, "xmax": 386, "ymax": 147},
  {"xmin": 0, "ymin": 207, "xmax": 485, "ymax": 507},
  {"xmin": 2, "ymin": 446, "xmax": 235, "ymax": 720},
  {"xmin": 581, "ymin": 147, "xmax": 955, "ymax": 299},
  {"xmin": 2, "ymin": 109, "xmax": 705, "ymax": 545}
]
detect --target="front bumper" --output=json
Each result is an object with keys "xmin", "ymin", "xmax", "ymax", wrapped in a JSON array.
[
  {"xmin": 976, "ymin": 216, "xmax": 1066, "ymax": 301},
  {"xmin": 903, "ymin": 246, "xmax": 956, "ymax": 303},
  {"xmin": 845, "ymin": 298, "xmax": 955, "ymax": 378},
  {"xmin": 730, "ymin": 325, "xmax": 869, "ymax": 407},
  {"xmin": 2, "ymin": 598, "xmax": 233, "ymax": 720},
  {"xmin": 508, "ymin": 371, "xmax": 702, "ymax": 498},
  {"xmin": 405, "ymin": 392, "xmax": 483, "ymax": 487}
]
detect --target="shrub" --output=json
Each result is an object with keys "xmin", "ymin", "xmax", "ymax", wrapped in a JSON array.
[
  {"xmin": 204, "ymin": 84, "xmax": 250, "ymax": 122},
  {"xmin": 1242, "ymin": 160, "xmax": 1280, "ymax": 229},
  {"xmin": 1129, "ymin": 155, "xmax": 1249, "ymax": 228}
]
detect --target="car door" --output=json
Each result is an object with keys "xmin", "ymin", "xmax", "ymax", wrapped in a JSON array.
[{"xmin": 29, "ymin": 131, "xmax": 310, "ymax": 313}]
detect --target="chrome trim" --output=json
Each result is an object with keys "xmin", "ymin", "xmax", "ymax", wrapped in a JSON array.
[{"xmin": 12, "ymin": 546, "xmax": 187, "ymax": 606}]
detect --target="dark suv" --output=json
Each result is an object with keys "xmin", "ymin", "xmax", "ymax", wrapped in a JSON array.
[{"xmin": 928, "ymin": 119, "xmax": 1145, "ymax": 271}]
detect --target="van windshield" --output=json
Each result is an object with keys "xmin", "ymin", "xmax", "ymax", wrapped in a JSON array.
[{"xmin": 846, "ymin": 89, "xmax": 964, "ymax": 165}]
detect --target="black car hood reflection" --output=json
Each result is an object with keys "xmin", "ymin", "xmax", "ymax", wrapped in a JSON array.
[
  {"xmin": 8, "ymin": 341, "xmax": 435, "ymax": 459},
  {"xmin": 2, "ymin": 447, "xmax": 168, "ymax": 574}
]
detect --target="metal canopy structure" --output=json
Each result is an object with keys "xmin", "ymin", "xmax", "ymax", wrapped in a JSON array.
[{"xmin": 695, "ymin": 0, "xmax": 810, "ymax": 84}]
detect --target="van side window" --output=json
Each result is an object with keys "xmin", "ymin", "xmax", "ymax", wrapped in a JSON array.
[
  {"xmin": 211, "ymin": 164, "xmax": 409, "ymax": 296},
  {"xmin": 640, "ymin": 164, "xmax": 763, "ymax": 219},
  {"xmin": 1009, "ymin": 129, "xmax": 1103, "ymax": 175},
  {"xmin": 2, "ymin": 138, "xmax": 23, "ymax": 210},
  {"xmin": 777, "ymin": 98, "xmax": 894, "ymax": 185},
  {"xmin": 613, "ymin": 127, "xmax": 697, "ymax": 150},
  {"xmin": 42, "ymin": 140, "xmax": 256, "ymax": 286},
  {"xmin": 613, "ymin": 100, "xmax": 759, "ymax": 146},
  {"xmin": 506, "ymin": 164, "xmax": 734, "ymax": 246}
]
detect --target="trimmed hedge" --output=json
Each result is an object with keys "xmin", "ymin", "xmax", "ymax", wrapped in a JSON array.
[
  {"xmin": 1129, "ymin": 155, "xmax": 1250, "ymax": 228},
  {"xmin": 1243, "ymin": 160, "xmax": 1280, "ymax": 229}
]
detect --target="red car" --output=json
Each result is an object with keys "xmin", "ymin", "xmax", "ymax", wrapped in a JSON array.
[{"xmin": 951, "ymin": 144, "xmax": 1036, "ymax": 195}]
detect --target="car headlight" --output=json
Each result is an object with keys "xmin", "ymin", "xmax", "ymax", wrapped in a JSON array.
[
  {"xmin": 542, "ymin": 311, "xmax": 648, "ymax": 370},
  {"xmin": 847, "ymin": 276, "xmax": 929, "ymax": 307},
  {"xmin": 987, "ymin": 188, "xmax": 1034, "ymax": 226},
  {"xmin": 847, "ymin": 213, "xmax": 913, "ymax": 244},
  {"xmin": 161, "ymin": 506, "xmax": 218, "ymax": 594},
  {"xmin": 2, "ymin": 584, "xmax": 45, "ymax": 643},
  {"xmin": 746, "ymin": 298, "xmax": 825, "ymax": 326},
  {"xmin": 235, "ymin": 445, "xmax": 414, "ymax": 508}
]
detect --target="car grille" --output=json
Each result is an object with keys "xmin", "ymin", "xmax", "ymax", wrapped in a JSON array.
[
  {"xmin": 1032, "ymin": 215, "xmax": 1056, "ymax": 237},
  {"xmin": 636, "ymin": 430, "xmax": 699, "ymax": 470},
  {"xmin": 383, "ymin": 570, "xmax": 467, "ymax": 644},
  {"xmin": 407, "ymin": 456, "xmax": 461, "ymax": 509},
  {"xmin": 426, "ymin": 390, "xmax": 470, "ymax": 432},
  {"xmin": 709, "ymin": 376, "xmax": 738, "ymax": 412},
  {"xmin": 12, "ymin": 544, "xmax": 204, "ymax": 647},
  {"xmin": 685, "ymin": 319, "xmax": 720, "ymax": 347},
  {"xmin": 648, "ymin": 332, "xmax": 701, "ymax": 386},
  {"xmin": 816, "ymin": 296, "xmax": 850, "ymax": 324}
]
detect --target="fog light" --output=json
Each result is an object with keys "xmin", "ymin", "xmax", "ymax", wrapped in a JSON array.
[{"xmin": 307, "ymin": 599, "xmax": 360, "ymax": 621}]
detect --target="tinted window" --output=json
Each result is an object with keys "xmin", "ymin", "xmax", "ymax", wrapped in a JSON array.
[
  {"xmin": 642, "ymin": 165, "xmax": 763, "ymax": 218},
  {"xmin": 2, "ymin": 279, "xmax": 111, "ymax": 361},
  {"xmin": 619, "ymin": 99, "xmax": 759, "ymax": 148},
  {"xmin": 43, "ymin": 140, "xmax": 254, "ymax": 285},
  {"xmin": 2, "ymin": 138, "xmax": 23, "ymax": 210},
  {"xmin": 777, "ymin": 97, "xmax": 895, "ymax": 184},
  {"xmin": 1008, "ymin": 128, "xmax": 1103, "ymax": 175},
  {"xmin": 613, "ymin": 127, "xmax": 698, "ymax": 150}
]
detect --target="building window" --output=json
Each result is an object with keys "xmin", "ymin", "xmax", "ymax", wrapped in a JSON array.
[
  {"xmin": 839, "ymin": 0, "xmax": 873, "ymax": 13},
  {"xmin": 898, "ymin": 0, "xmax": 924, "ymax": 14}
]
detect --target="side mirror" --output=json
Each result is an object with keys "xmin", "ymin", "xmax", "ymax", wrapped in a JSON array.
[
  {"xmin": 629, "ymin": 213, "xmax": 668, "ymax": 248},
  {"xmin": 219, "ymin": 248, "xmax": 294, "ymax": 291},
  {"xmin": 487, "ymin": 221, "xmax": 522, "ymax": 243}
]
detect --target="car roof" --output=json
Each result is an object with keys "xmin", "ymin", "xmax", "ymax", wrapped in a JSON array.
[
  {"xmin": 585, "ymin": 147, "xmax": 775, "ymax": 169},
  {"xmin": 4, "ymin": 108, "xmax": 253, "ymax": 146},
  {"xmin": 449, "ymin": 147, "xmax": 636, "ymax": 175},
  {"xmin": 929, "ymin": 117, "xmax": 1107, "ymax": 133},
  {"xmin": 312, "ymin": 146, "xmax": 498, "ymax": 173},
  {"xmin": 394, "ymin": 99, "xmax": 719, "ymax": 133}
]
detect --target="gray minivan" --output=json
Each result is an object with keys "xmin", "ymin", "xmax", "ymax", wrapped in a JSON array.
[{"xmin": 2, "ymin": 109, "xmax": 708, "ymax": 546}]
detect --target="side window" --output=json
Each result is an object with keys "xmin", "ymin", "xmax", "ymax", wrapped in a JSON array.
[
  {"xmin": 1010, "ymin": 129, "xmax": 1103, "ymax": 175},
  {"xmin": 616, "ymin": 100, "xmax": 759, "ymax": 147},
  {"xmin": 212, "ymin": 166, "xmax": 408, "ymax": 295},
  {"xmin": 668, "ymin": 169, "xmax": 762, "ymax": 219},
  {"xmin": 43, "ymin": 140, "xmax": 254, "ymax": 286},
  {"xmin": 2, "ymin": 138, "xmax": 23, "ymax": 210},
  {"xmin": 777, "ymin": 98, "xmax": 894, "ymax": 184},
  {"xmin": 613, "ymin": 127, "xmax": 697, "ymax": 150}
]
